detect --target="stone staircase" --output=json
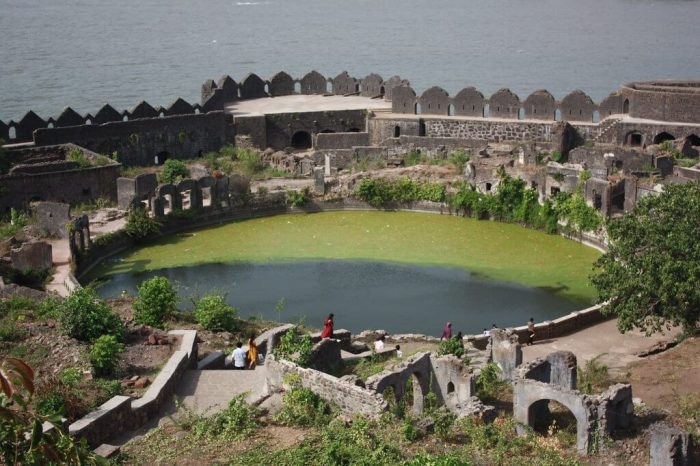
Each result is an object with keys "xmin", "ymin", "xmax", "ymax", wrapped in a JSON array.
[{"xmin": 593, "ymin": 116, "xmax": 623, "ymax": 144}]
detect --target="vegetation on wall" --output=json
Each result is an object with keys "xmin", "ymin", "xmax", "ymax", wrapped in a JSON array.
[
  {"xmin": 592, "ymin": 181, "xmax": 700, "ymax": 335},
  {"xmin": 159, "ymin": 159, "xmax": 190, "ymax": 184},
  {"xmin": 124, "ymin": 207, "xmax": 161, "ymax": 242},
  {"xmin": 273, "ymin": 329, "xmax": 313, "ymax": 367},
  {"xmin": 356, "ymin": 177, "xmax": 446, "ymax": 207}
]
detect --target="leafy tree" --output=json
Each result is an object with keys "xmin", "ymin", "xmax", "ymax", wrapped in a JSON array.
[
  {"xmin": 273, "ymin": 329, "xmax": 313, "ymax": 367},
  {"xmin": 134, "ymin": 276, "xmax": 177, "ymax": 328},
  {"xmin": 159, "ymin": 159, "xmax": 190, "ymax": 184},
  {"xmin": 59, "ymin": 287, "xmax": 124, "ymax": 342},
  {"xmin": 591, "ymin": 182, "xmax": 700, "ymax": 334}
]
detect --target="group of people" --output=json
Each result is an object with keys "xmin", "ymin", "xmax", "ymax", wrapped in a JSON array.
[
  {"xmin": 321, "ymin": 313, "xmax": 402, "ymax": 356},
  {"xmin": 232, "ymin": 333, "xmax": 259, "ymax": 370},
  {"xmin": 444, "ymin": 317, "xmax": 537, "ymax": 346}
]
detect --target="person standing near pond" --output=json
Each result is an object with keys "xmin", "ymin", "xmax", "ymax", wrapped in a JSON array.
[
  {"xmin": 456, "ymin": 331, "xmax": 464, "ymax": 352},
  {"xmin": 232, "ymin": 342, "xmax": 246, "ymax": 370},
  {"xmin": 441, "ymin": 322, "xmax": 452, "ymax": 340},
  {"xmin": 320, "ymin": 313, "xmax": 334, "ymax": 339},
  {"xmin": 527, "ymin": 318, "xmax": 536, "ymax": 346},
  {"xmin": 247, "ymin": 334, "xmax": 258, "ymax": 370}
]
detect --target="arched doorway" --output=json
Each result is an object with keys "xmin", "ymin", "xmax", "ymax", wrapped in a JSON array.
[
  {"xmin": 394, "ymin": 125, "xmax": 401, "ymax": 138},
  {"xmin": 528, "ymin": 400, "xmax": 578, "ymax": 449},
  {"xmin": 291, "ymin": 131, "xmax": 312, "ymax": 149},
  {"xmin": 622, "ymin": 99, "xmax": 629, "ymax": 114},
  {"xmin": 653, "ymin": 132, "xmax": 675, "ymax": 145},
  {"xmin": 625, "ymin": 131, "xmax": 643, "ymax": 147}
]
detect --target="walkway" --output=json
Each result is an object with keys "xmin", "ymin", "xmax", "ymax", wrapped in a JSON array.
[
  {"xmin": 174, "ymin": 367, "xmax": 269, "ymax": 414},
  {"xmin": 521, "ymin": 318, "xmax": 681, "ymax": 374},
  {"xmin": 45, "ymin": 237, "xmax": 72, "ymax": 297}
]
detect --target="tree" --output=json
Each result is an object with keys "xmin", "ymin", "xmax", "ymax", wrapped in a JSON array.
[
  {"xmin": 591, "ymin": 182, "xmax": 700, "ymax": 334},
  {"xmin": 159, "ymin": 159, "xmax": 190, "ymax": 184},
  {"xmin": 134, "ymin": 276, "xmax": 177, "ymax": 328}
]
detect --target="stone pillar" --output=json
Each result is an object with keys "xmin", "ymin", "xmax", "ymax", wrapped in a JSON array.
[
  {"xmin": 313, "ymin": 167, "xmax": 325, "ymax": 195},
  {"xmin": 490, "ymin": 328, "xmax": 522, "ymax": 381},
  {"xmin": 324, "ymin": 154, "xmax": 331, "ymax": 176},
  {"xmin": 650, "ymin": 424, "xmax": 695, "ymax": 466},
  {"xmin": 151, "ymin": 197, "xmax": 164, "ymax": 218},
  {"xmin": 189, "ymin": 186, "xmax": 203, "ymax": 210}
]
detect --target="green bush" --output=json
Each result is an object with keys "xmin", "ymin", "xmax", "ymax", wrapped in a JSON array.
[
  {"xmin": 59, "ymin": 287, "xmax": 124, "ymax": 342},
  {"xmin": 355, "ymin": 177, "xmax": 446, "ymax": 207},
  {"xmin": 124, "ymin": 207, "xmax": 162, "ymax": 241},
  {"xmin": 437, "ymin": 337, "xmax": 464, "ymax": 358},
  {"xmin": 89, "ymin": 334, "xmax": 125, "ymax": 377},
  {"xmin": 190, "ymin": 394, "xmax": 260, "ymax": 440},
  {"xmin": 237, "ymin": 148, "xmax": 265, "ymax": 176},
  {"xmin": 287, "ymin": 187, "xmax": 311, "ymax": 207},
  {"xmin": 577, "ymin": 354, "xmax": 609, "ymax": 394},
  {"xmin": 134, "ymin": 276, "xmax": 177, "ymax": 328},
  {"xmin": 194, "ymin": 294, "xmax": 238, "ymax": 332},
  {"xmin": 447, "ymin": 149, "xmax": 470, "ymax": 170},
  {"xmin": 0, "ymin": 319, "xmax": 27, "ymax": 342},
  {"xmin": 273, "ymin": 329, "xmax": 313, "ymax": 367},
  {"xmin": 160, "ymin": 159, "xmax": 190, "ymax": 184},
  {"xmin": 274, "ymin": 385, "xmax": 331, "ymax": 427},
  {"xmin": 475, "ymin": 362, "xmax": 506, "ymax": 400},
  {"xmin": 66, "ymin": 148, "xmax": 92, "ymax": 168}
]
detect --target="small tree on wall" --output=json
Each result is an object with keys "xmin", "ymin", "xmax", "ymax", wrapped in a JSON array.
[{"xmin": 591, "ymin": 181, "xmax": 700, "ymax": 335}]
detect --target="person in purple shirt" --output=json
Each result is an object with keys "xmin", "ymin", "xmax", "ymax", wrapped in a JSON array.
[{"xmin": 440, "ymin": 322, "xmax": 452, "ymax": 340}]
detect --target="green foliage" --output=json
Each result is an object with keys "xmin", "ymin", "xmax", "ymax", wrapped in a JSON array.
[
  {"xmin": 193, "ymin": 294, "xmax": 238, "ymax": 332},
  {"xmin": 273, "ymin": 329, "xmax": 313, "ymax": 367},
  {"xmin": 236, "ymin": 148, "xmax": 265, "ymax": 176},
  {"xmin": 0, "ymin": 208, "xmax": 29, "ymax": 240},
  {"xmin": 404, "ymin": 150, "xmax": 424, "ymax": 166},
  {"xmin": 58, "ymin": 287, "xmax": 124, "ymax": 342},
  {"xmin": 0, "ymin": 358, "xmax": 105, "ymax": 465},
  {"xmin": 476, "ymin": 363, "xmax": 507, "ymax": 400},
  {"xmin": 355, "ymin": 177, "xmax": 446, "ymax": 207},
  {"xmin": 402, "ymin": 415, "xmax": 422, "ymax": 441},
  {"xmin": 134, "ymin": 276, "xmax": 177, "ymax": 328},
  {"xmin": 89, "ymin": 335, "xmax": 124, "ymax": 377},
  {"xmin": 447, "ymin": 149, "xmax": 470, "ymax": 170},
  {"xmin": 437, "ymin": 337, "xmax": 465, "ymax": 358},
  {"xmin": 287, "ymin": 187, "xmax": 311, "ymax": 207},
  {"xmin": 159, "ymin": 159, "xmax": 190, "ymax": 184},
  {"xmin": 576, "ymin": 354, "xmax": 609, "ymax": 394},
  {"xmin": 550, "ymin": 150, "xmax": 563, "ymax": 162},
  {"xmin": 592, "ymin": 181, "xmax": 700, "ymax": 334},
  {"xmin": 66, "ymin": 148, "xmax": 91, "ymax": 168},
  {"xmin": 189, "ymin": 394, "xmax": 260, "ymax": 440},
  {"xmin": 274, "ymin": 384, "xmax": 331, "ymax": 427},
  {"xmin": 124, "ymin": 207, "xmax": 161, "ymax": 241}
]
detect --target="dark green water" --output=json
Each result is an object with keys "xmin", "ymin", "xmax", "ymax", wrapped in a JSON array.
[{"xmin": 95, "ymin": 260, "xmax": 582, "ymax": 335}]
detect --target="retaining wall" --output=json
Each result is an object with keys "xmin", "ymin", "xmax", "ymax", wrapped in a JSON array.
[{"xmin": 68, "ymin": 330, "xmax": 197, "ymax": 448}]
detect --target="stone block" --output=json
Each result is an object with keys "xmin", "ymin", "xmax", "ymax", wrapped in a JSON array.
[
  {"xmin": 650, "ymin": 423, "xmax": 695, "ymax": 466},
  {"xmin": 10, "ymin": 241, "xmax": 52, "ymax": 273},
  {"xmin": 490, "ymin": 328, "xmax": 522, "ymax": 381},
  {"xmin": 35, "ymin": 202, "xmax": 70, "ymax": 237},
  {"xmin": 313, "ymin": 167, "xmax": 325, "ymax": 195}
]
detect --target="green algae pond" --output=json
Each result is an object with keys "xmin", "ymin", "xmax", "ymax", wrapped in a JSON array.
[{"xmin": 93, "ymin": 211, "xmax": 601, "ymax": 334}]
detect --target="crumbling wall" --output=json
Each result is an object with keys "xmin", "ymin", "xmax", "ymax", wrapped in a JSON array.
[{"xmin": 489, "ymin": 328, "xmax": 522, "ymax": 381}]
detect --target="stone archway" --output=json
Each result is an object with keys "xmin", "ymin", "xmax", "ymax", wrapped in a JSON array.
[
  {"xmin": 653, "ymin": 132, "xmax": 675, "ymax": 145},
  {"xmin": 514, "ymin": 380, "xmax": 596, "ymax": 454}
]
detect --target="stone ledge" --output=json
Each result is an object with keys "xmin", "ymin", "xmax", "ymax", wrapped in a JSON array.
[{"xmin": 67, "ymin": 329, "xmax": 198, "ymax": 449}]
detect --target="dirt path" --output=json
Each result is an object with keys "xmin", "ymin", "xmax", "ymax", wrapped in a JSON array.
[{"xmin": 521, "ymin": 318, "xmax": 681, "ymax": 375}]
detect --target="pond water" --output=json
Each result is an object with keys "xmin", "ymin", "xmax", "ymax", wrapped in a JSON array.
[
  {"xmin": 2, "ymin": 0, "xmax": 699, "ymax": 120},
  {"xmin": 95, "ymin": 260, "xmax": 582, "ymax": 335}
]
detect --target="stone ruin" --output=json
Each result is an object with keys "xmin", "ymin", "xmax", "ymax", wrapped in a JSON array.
[{"xmin": 513, "ymin": 351, "xmax": 634, "ymax": 455}]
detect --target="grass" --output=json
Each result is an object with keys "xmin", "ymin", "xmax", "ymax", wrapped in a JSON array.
[{"xmin": 90, "ymin": 211, "xmax": 600, "ymax": 303}]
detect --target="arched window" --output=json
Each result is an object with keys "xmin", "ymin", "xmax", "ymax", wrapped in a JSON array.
[
  {"xmin": 291, "ymin": 131, "xmax": 312, "ymax": 149},
  {"xmin": 394, "ymin": 126, "xmax": 401, "ymax": 138}
]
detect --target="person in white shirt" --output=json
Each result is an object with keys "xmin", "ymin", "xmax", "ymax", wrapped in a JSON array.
[
  {"xmin": 232, "ymin": 342, "xmax": 247, "ymax": 370},
  {"xmin": 395, "ymin": 345, "xmax": 403, "ymax": 358},
  {"xmin": 374, "ymin": 335, "xmax": 385, "ymax": 352}
]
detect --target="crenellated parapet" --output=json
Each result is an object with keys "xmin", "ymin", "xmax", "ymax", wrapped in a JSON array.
[{"xmin": 1, "ymin": 97, "xmax": 204, "ymax": 144}]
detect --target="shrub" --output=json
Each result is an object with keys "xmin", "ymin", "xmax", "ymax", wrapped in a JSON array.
[
  {"xmin": 476, "ymin": 362, "xmax": 506, "ymax": 400},
  {"xmin": 66, "ymin": 148, "xmax": 92, "ymax": 168},
  {"xmin": 59, "ymin": 287, "xmax": 124, "ymax": 342},
  {"xmin": 577, "ymin": 354, "xmax": 609, "ymax": 394},
  {"xmin": 273, "ymin": 329, "xmax": 313, "ymax": 367},
  {"xmin": 237, "ymin": 148, "xmax": 265, "ymax": 176},
  {"xmin": 274, "ymin": 384, "xmax": 331, "ymax": 427},
  {"xmin": 190, "ymin": 394, "xmax": 260, "ymax": 440},
  {"xmin": 160, "ymin": 159, "xmax": 190, "ymax": 184},
  {"xmin": 437, "ymin": 337, "xmax": 464, "ymax": 358},
  {"xmin": 89, "ymin": 334, "xmax": 124, "ymax": 377},
  {"xmin": 194, "ymin": 294, "xmax": 238, "ymax": 332},
  {"xmin": 447, "ymin": 149, "xmax": 470, "ymax": 170},
  {"xmin": 124, "ymin": 207, "xmax": 162, "ymax": 241},
  {"xmin": 287, "ymin": 187, "xmax": 311, "ymax": 207},
  {"xmin": 551, "ymin": 150, "xmax": 563, "ymax": 162},
  {"xmin": 134, "ymin": 276, "xmax": 177, "ymax": 328},
  {"xmin": 355, "ymin": 177, "xmax": 446, "ymax": 207}
]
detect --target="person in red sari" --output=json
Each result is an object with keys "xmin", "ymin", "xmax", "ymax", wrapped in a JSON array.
[{"xmin": 320, "ymin": 313, "xmax": 334, "ymax": 339}]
